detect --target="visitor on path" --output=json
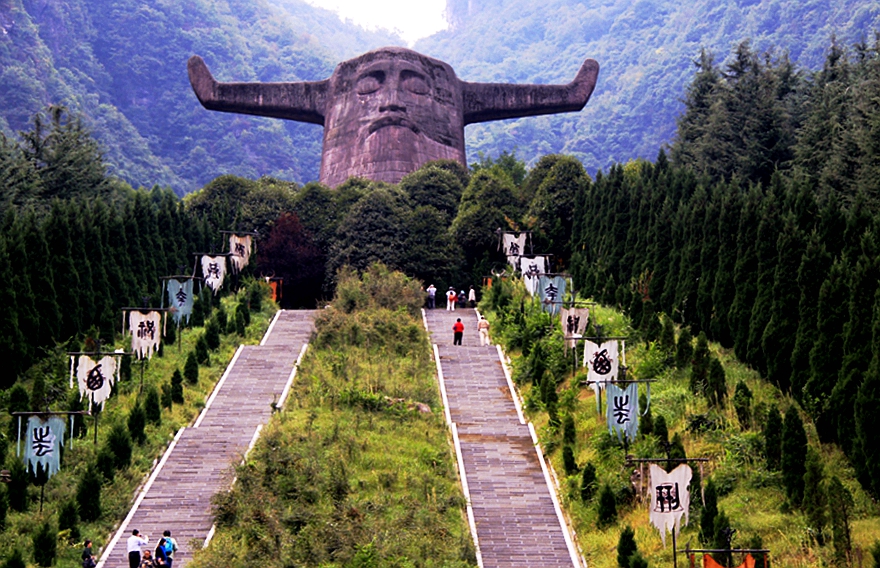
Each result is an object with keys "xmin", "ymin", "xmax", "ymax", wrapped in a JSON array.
[
  {"xmin": 446, "ymin": 287, "xmax": 456, "ymax": 311},
  {"xmin": 82, "ymin": 554, "xmax": 97, "ymax": 568},
  {"xmin": 427, "ymin": 284, "xmax": 437, "ymax": 309},
  {"xmin": 127, "ymin": 529, "xmax": 149, "ymax": 568},
  {"xmin": 468, "ymin": 286, "xmax": 477, "ymax": 308},
  {"xmin": 453, "ymin": 318, "xmax": 464, "ymax": 345},
  {"xmin": 81, "ymin": 540, "xmax": 93, "ymax": 562},
  {"xmin": 138, "ymin": 550, "xmax": 155, "ymax": 568},
  {"xmin": 154, "ymin": 539, "xmax": 170, "ymax": 567},
  {"xmin": 478, "ymin": 316, "xmax": 491, "ymax": 346},
  {"xmin": 458, "ymin": 290, "xmax": 467, "ymax": 309},
  {"xmin": 161, "ymin": 531, "xmax": 178, "ymax": 568}
]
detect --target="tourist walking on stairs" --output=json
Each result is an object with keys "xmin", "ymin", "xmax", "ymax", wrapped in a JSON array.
[
  {"xmin": 453, "ymin": 318, "xmax": 464, "ymax": 345},
  {"xmin": 478, "ymin": 316, "xmax": 491, "ymax": 346}
]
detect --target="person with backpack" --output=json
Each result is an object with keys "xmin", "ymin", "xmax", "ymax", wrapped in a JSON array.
[
  {"xmin": 446, "ymin": 287, "xmax": 456, "ymax": 311},
  {"xmin": 161, "ymin": 530, "xmax": 179, "ymax": 568}
]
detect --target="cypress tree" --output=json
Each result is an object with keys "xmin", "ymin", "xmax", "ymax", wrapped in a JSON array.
[
  {"xmin": 597, "ymin": 483, "xmax": 617, "ymax": 527},
  {"xmin": 700, "ymin": 477, "xmax": 718, "ymax": 544},
  {"xmin": 654, "ymin": 414, "xmax": 669, "ymax": 445},
  {"xmin": 828, "ymin": 476, "xmax": 853, "ymax": 565},
  {"xmin": 629, "ymin": 552, "xmax": 648, "ymax": 568},
  {"xmin": 675, "ymin": 327, "xmax": 693, "ymax": 369},
  {"xmin": 195, "ymin": 335, "xmax": 210, "ymax": 365},
  {"xmin": 184, "ymin": 351, "xmax": 199, "ymax": 385},
  {"xmin": 215, "ymin": 303, "xmax": 228, "ymax": 332},
  {"xmin": 802, "ymin": 446, "xmax": 826, "ymax": 544},
  {"xmin": 581, "ymin": 462, "xmax": 597, "ymax": 501},
  {"xmin": 171, "ymin": 369, "xmax": 185, "ymax": 404},
  {"xmin": 781, "ymin": 407, "xmax": 807, "ymax": 504},
  {"xmin": 710, "ymin": 181, "xmax": 741, "ymax": 347},
  {"xmin": 640, "ymin": 393, "xmax": 653, "ymax": 436},
  {"xmin": 96, "ymin": 446, "xmax": 115, "ymax": 481},
  {"xmin": 746, "ymin": 191, "xmax": 782, "ymax": 374},
  {"xmin": 30, "ymin": 373, "xmax": 47, "ymax": 411},
  {"xmin": 711, "ymin": 510, "xmax": 733, "ymax": 568},
  {"xmin": 144, "ymin": 386, "xmax": 161, "ymax": 425},
  {"xmin": 763, "ymin": 405, "xmax": 783, "ymax": 471},
  {"xmin": 789, "ymin": 233, "xmax": 829, "ymax": 403},
  {"xmin": 853, "ymin": 286, "xmax": 880, "ymax": 498},
  {"xmin": 164, "ymin": 321, "xmax": 176, "ymax": 347},
  {"xmin": 106, "ymin": 423, "xmax": 132, "ymax": 470},
  {"xmin": 659, "ymin": 314, "xmax": 676, "ymax": 358},
  {"xmin": 690, "ymin": 332, "xmax": 710, "ymax": 395},
  {"xmin": 233, "ymin": 306, "xmax": 247, "ymax": 336},
  {"xmin": 562, "ymin": 414, "xmax": 576, "ymax": 446},
  {"xmin": 668, "ymin": 432, "xmax": 687, "ymax": 473},
  {"xmin": 7, "ymin": 384, "xmax": 29, "ymax": 442},
  {"xmin": 617, "ymin": 526, "xmax": 638, "ymax": 568},
  {"xmin": 67, "ymin": 388, "xmax": 88, "ymax": 438},
  {"xmin": 127, "ymin": 401, "xmax": 147, "ymax": 445},
  {"xmin": 640, "ymin": 300, "xmax": 662, "ymax": 345},
  {"xmin": 7, "ymin": 459, "xmax": 27, "ymax": 512},
  {"xmin": 76, "ymin": 463, "xmax": 102, "ymax": 522},
  {"xmin": 0, "ymin": 487, "xmax": 7, "ymax": 531},
  {"xmin": 58, "ymin": 499, "xmax": 80, "ymax": 543},
  {"xmin": 728, "ymin": 186, "xmax": 762, "ymax": 362},
  {"xmin": 120, "ymin": 353, "xmax": 132, "ymax": 383},
  {"xmin": 706, "ymin": 357, "xmax": 727, "ymax": 407},
  {"xmin": 562, "ymin": 445, "xmax": 578, "ymax": 475},
  {"xmin": 205, "ymin": 318, "xmax": 221, "ymax": 350},
  {"xmin": 1, "ymin": 551, "xmax": 24, "ymax": 568},
  {"xmin": 806, "ymin": 257, "xmax": 848, "ymax": 441},
  {"xmin": 32, "ymin": 520, "xmax": 57, "ymax": 568},
  {"xmin": 732, "ymin": 381, "xmax": 752, "ymax": 429},
  {"xmin": 161, "ymin": 382, "xmax": 173, "ymax": 409}
]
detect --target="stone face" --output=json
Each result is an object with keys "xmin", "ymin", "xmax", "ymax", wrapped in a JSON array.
[{"xmin": 188, "ymin": 47, "xmax": 599, "ymax": 187}]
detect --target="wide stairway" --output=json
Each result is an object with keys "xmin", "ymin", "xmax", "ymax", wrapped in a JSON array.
[
  {"xmin": 425, "ymin": 308, "xmax": 582, "ymax": 568},
  {"xmin": 97, "ymin": 310, "xmax": 316, "ymax": 568}
]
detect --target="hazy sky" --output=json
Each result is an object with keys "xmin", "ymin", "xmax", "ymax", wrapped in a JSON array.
[{"xmin": 301, "ymin": 0, "xmax": 448, "ymax": 45}]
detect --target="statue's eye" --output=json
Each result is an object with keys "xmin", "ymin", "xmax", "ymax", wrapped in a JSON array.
[
  {"xmin": 401, "ymin": 72, "xmax": 429, "ymax": 95},
  {"xmin": 356, "ymin": 72, "xmax": 383, "ymax": 94}
]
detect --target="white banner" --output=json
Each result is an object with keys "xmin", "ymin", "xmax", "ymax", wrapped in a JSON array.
[
  {"xmin": 76, "ymin": 355, "xmax": 119, "ymax": 408},
  {"xmin": 201, "ymin": 255, "xmax": 227, "ymax": 293},
  {"xmin": 649, "ymin": 463, "xmax": 692, "ymax": 546},
  {"xmin": 228, "ymin": 234, "xmax": 253, "ymax": 274},
  {"xmin": 130, "ymin": 311, "xmax": 162, "ymax": 360}
]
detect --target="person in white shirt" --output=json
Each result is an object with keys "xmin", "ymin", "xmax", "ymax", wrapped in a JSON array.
[
  {"xmin": 478, "ymin": 316, "xmax": 491, "ymax": 346},
  {"xmin": 126, "ymin": 529, "xmax": 149, "ymax": 568}
]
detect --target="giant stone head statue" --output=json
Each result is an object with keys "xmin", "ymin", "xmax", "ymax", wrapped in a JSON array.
[{"xmin": 188, "ymin": 47, "xmax": 599, "ymax": 187}]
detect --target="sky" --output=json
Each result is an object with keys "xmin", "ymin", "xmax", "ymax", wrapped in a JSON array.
[{"xmin": 301, "ymin": 0, "xmax": 448, "ymax": 45}]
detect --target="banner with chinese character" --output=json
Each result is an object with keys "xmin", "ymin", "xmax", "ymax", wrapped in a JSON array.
[
  {"xmin": 165, "ymin": 278, "xmax": 194, "ymax": 325},
  {"xmin": 520, "ymin": 256, "xmax": 546, "ymax": 296},
  {"xmin": 228, "ymin": 234, "xmax": 253, "ymax": 274},
  {"xmin": 649, "ymin": 463, "xmax": 692, "ymax": 546},
  {"xmin": 584, "ymin": 340, "xmax": 619, "ymax": 410},
  {"xmin": 129, "ymin": 311, "xmax": 162, "ymax": 359},
  {"xmin": 560, "ymin": 307, "xmax": 590, "ymax": 350},
  {"xmin": 201, "ymin": 255, "xmax": 227, "ymax": 293},
  {"xmin": 76, "ymin": 355, "xmax": 119, "ymax": 408},
  {"xmin": 502, "ymin": 233, "xmax": 527, "ymax": 267},
  {"xmin": 606, "ymin": 382, "xmax": 639, "ymax": 442},
  {"xmin": 25, "ymin": 416, "xmax": 66, "ymax": 479},
  {"xmin": 538, "ymin": 275, "xmax": 566, "ymax": 316}
]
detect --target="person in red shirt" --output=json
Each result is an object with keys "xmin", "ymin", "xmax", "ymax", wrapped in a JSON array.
[{"xmin": 453, "ymin": 318, "xmax": 464, "ymax": 345}]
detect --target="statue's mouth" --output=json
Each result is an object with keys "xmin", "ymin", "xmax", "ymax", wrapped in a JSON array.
[{"xmin": 368, "ymin": 116, "xmax": 420, "ymax": 135}]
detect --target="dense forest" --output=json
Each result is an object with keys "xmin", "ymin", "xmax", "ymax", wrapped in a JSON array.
[{"xmin": 2, "ymin": 0, "xmax": 879, "ymax": 192}]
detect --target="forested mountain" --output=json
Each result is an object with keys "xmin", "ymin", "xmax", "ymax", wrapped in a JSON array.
[
  {"xmin": 0, "ymin": 0, "xmax": 399, "ymax": 194},
  {"xmin": 2, "ymin": 0, "xmax": 879, "ymax": 193}
]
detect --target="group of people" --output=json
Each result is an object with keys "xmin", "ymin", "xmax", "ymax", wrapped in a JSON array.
[
  {"xmin": 425, "ymin": 284, "xmax": 477, "ymax": 310},
  {"xmin": 452, "ymin": 316, "xmax": 492, "ymax": 346},
  {"xmin": 117, "ymin": 529, "xmax": 179, "ymax": 568}
]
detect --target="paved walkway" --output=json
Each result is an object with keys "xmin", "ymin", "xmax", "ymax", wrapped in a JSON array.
[
  {"xmin": 425, "ymin": 308, "xmax": 581, "ymax": 568},
  {"xmin": 98, "ymin": 310, "xmax": 316, "ymax": 568}
]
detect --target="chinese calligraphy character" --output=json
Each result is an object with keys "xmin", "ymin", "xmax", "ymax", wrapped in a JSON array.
[
  {"xmin": 544, "ymin": 282, "xmax": 558, "ymax": 303},
  {"xmin": 206, "ymin": 262, "xmax": 221, "ymax": 278},
  {"xmin": 234, "ymin": 242, "xmax": 246, "ymax": 257},
  {"xmin": 31, "ymin": 426, "xmax": 55, "ymax": 458},
  {"xmin": 591, "ymin": 348, "xmax": 613, "ymax": 375},
  {"xmin": 527, "ymin": 263, "xmax": 540, "ymax": 276},
  {"xmin": 175, "ymin": 288, "xmax": 188, "ymax": 306},
  {"xmin": 86, "ymin": 364, "xmax": 105, "ymax": 391},
  {"xmin": 612, "ymin": 394, "xmax": 630, "ymax": 424},
  {"xmin": 137, "ymin": 320, "xmax": 156, "ymax": 340},
  {"xmin": 654, "ymin": 482, "xmax": 682, "ymax": 513},
  {"xmin": 567, "ymin": 315, "xmax": 581, "ymax": 335},
  {"xmin": 509, "ymin": 242, "xmax": 520, "ymax": 256}
]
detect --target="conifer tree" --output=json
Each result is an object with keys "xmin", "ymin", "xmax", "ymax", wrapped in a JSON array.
[
  {"xmin": 58, "ymin": 499, "xmax": 80, "ymax": 543},
  {"xmin": 640, "ymin": 300, "xmax": 662, "ymax": 346},
  {"xmin": 30, "ymin": 373, "xmax": 47, "ymax": 411},
  {"xmin": 617, "ymin": 526, "xmax": 638, "ymax": 568},
  {"xmin": 675, "ymin": 327, "xmax": 693, "ymax": 369},
  {"xmin": 728, "ymin": 186, "xmax": 762, "ymax": 362},
  {"xmin": 712, "ymin": 510, "xmax": 733, "ymax": 568},
  {"xmin": 205, "ymin": 318, "xmax": 221, "ymax": 350},
  {"xmin": 690, "ymin": 332, "xmax": 710, "ymax": 395},
  {"xmin": 763, "ymin": 405, "xmax": 783, "ymax": 470},
  {"xmin": 659, "ymin": 315, "xmax": 676, "ymax": 358},
  {"xmin": 76, "ymin": 463, "xmax": 102, "ymax": 522},
  {"xmin": 706, "ymin": 357, "xmax": 727, "ymax": 407},
  {"xmin": 195, "ymin": 335, "xmax": 210, "ymax": 365},
  {"xmin": 161, "ymin": 383, "xmax": 173, "ymax": 409},
  {"xmin": 7, "ymin": 459, "xmax": 28, "ymax": 512},
  {"xmin": 802, "ymin": 446, "xmax": 826, "ymax": 544},
  {"xmin": 171, "ymin": 369, "xmax": 185, "ymax": 404},
  {"xmin": 184, "ymin": 351, "xmax": 199, "ymax": 385},
  {"xmin": 581, "ymin": 462, "xmax": 597, "ymax": 501},
  {"xmin": 732, "ymin": 381, "xmax": 752, "ymax": 429},
  {"xmin": 789, "ymin": 233, "xmax": 830, "ymax": 402},
  {"xmin": 127, "ymin": 401, "xmax": 146, "ymax": 445},
  {"xmin": 710, "ymin": 182, "xmax": 742, "ymax": 347},
  {"xmin": 0, "ymin": 550, "xmax": 24, "ymax": 568},
  {"xmin": 640, "ymin": 393, "xmax": 653, "ymax": 436},
  {"xmin": 853, "ymin": 287, "xmax": 880, "ymax": 498},
  {"xmin": 654, "ymin": 414, "xmax": 668, "ymax": 445},
  {"xmin": 562, "ymin": 414, "xmax": 576, "ymax": 446},
  {"xmin": 32, "ymin": 520, "xmax": 57, "ymax": 567},
  {"xmin": 781, "ymin": 407, "xmax": 807, "ymax": 504},
  {"xmin": 106, "ymin": 423, "xmax": 132, "ymax": 470},
  {"xmin": 746, "ymin": 190, "xmax": 781, "ymax": 374},
  {"xmin": 562, "ymin": 445, "xmax": 577, "ymax": 475},
  {"xmin": 828, "ymin": 476, "xmax": 853, "ymax": 565},
  {"xmin": 597, "ymin": 483, "xmax": 618, "ymax": 527},
  {"xmin": 689, "ymin": 463, "xmax": 703, "ymax": 515},
  {"xmin": 144, "ymin": 386, "xmax": 161, "ymax": 425},
  {"xmin": 700, "ymin": 477, "xmax": 718, "ymax": 544}
]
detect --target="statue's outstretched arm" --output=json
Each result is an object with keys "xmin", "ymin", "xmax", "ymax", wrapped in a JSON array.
[
  {"xmin": 187, "ymin": 55, "xmax": 329, "ymax": 125},
  {"xmin": 461, "ymin": 59, "xmax": 599, "ymax": 125}
]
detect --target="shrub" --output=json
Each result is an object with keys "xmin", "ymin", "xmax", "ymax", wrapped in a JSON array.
[
  {"xmin": 597, "ymin": 483, "xmax": 618, "ymax": 527},
  {"xmin": 215, "ymin": 304, "xmax": 228, "ymax": 331},
  {"xmin": 781, "ymin": 407, "xmax": 807, "ymax": 504},
  {"xmin": 184, "ymin": 351, "xmax": 199, "ymax": 384},
  {"xmin": 617, "ymin": 525, "xmax": 638, "ymax": 568},
  {"xmin": 161, "ymin": 382, "xmax": 173, "ymax": 409},
  {"xmin": 205, "ymin": 318, "xmax": 221, "ymax": 350},
  {"xmin": 76, "ymin": 464, "xmax": 102, "ymax": 522},
  {"xmin": 690, "ymin": 332, "xmax": 710, "ymax": 395},
  {"xmin": 107, "ymin": 423, "xmax": 132, "ymax": 470},
  {"xmin": 171, "ymin": 369, "xmax": 185, "ymax": 404},
  {"xmin": 581, "ymin": 462, "xmax": 597, "ymax": 501},
  {"xmin": 144, "ymin": 386, "xmax": 161, "ymax": 425},
  {"xmin": 562, "ymin": 414, "xmax": 576, "ymax": 445},
  {"xmin": 164, "ymin": 322, "xmax": 176, "ymax": 347},
  {"xmin": 654, "ymin": 414, "xmax": 668, "ymax": 444},
  {"xmin": 7, "ymin": 459, "xmax": 28, "ymax": 512},
  {"xmin": 96, "ymin": 446, "xmax": 115, "ymax": 480},
  {"xmin": 58, "ymin": 499, "xmax": 80, "ymax": 543},
  {"xmin": 195, "ymin": 336, "xmax": 210, "ymax": 365},
  {"xmin": 33, "ymin": 520, "xmax": 57, "ymax": 566},
  {"xmin": 127, "ymin": 401, "xmax": 147, "ymax": 445},
  {"xmin": 1, "ymin": 550, "xmax": 25, "ymax": 568},
  {"xmin": 629, "ymin": 551, "xmax": 649, "ymax": 568},
  {"xmin": 700, "ymin": 478, "xmax": 718, "ymax": 544},
  {"xmin": 706, "ymin": 357, "xmax": 727, "ymax": 407},
  {"xmin": 675, "ymin": 327, "xmax": 693, "ymax": 368},
  {"xmin": 562, "ymin": 445, "xmax": 578, "ymax": 475},
  {"xmin": 763, "ymin": 405, "xmax": 783, "ymax": 470},
  {"xmin": 732, "ymin": 381, "xmax": 752, "ymax": 428}
]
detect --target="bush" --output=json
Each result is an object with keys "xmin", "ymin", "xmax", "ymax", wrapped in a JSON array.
[
  {"xmin": 58, "ymin": 499, "xmax": 80, "ymax": 543},
  {"xmin": 581, "ymin": 462, "xmax": 597, "ymax": 501},
  {"xmin": 232, "ymin": 306, "xmax": 247, "ymax": 336},
  {"xmin": 107, "ymin": 423, "xmax": 132, "ymax": 470},
  {"xmin": 171, "ymin": 369, "xmax": 185, "ymax": 404},
  {"xmin": 700, "ymin": 478, "xmax": 718, "ymax": 544},
  {"xmin": 675, "ymin": 327, "xmax": 693, "ymax": 368},
  {"xmin": 144, "ymin": 386, "xmax": 161, "ymax": 425},
  {"xmin": 562, "ymin": 414, "xmax": 576, "ymax": 445},
  {"xmin": 732, "ymin": 381, "xmax": 752, "ymax": 428},
  {"xmin": 76, "ymin": 464, "xmax": 102, "ymax": 522},
  {"xmin": 215, "ymin": 304, "xmax": 228, "ymax": 331},
  {"xmin": 1, "ymin": 550, "xmax": 25, "ymax": 568},
  {"xmin": 127, "ymin": 401, "xmax": 147, "ymax": 445},
  {"xmin": 96, "ymin": 446, "xmax": 115, "ymax": 480},
  {"xmin": 195, "ymin": 335, "xmax": 210, "ymax": 365},
  {"xmin": 562, "ymin": 445, "xmax": 578, "ymax": 475},
  {"xmin": 706, "ymin": 357, "xmax": 727, "ymax": 407},
  {"xmin": 654, "ymin": 414, "xmax": 668, "ymax": 444},
  {"xmin": 184, "ymin": 351, "xmax": 199, "ymax": 385},
  {"xmin": 33, "ymin": 520, "xmax": 57, "ymax": 567},
  {"xmin": 617, "ymin": 525, "xmax": 638, "ymax": 568},
  {"xmin": 161, "ymin": 382, "xmax": 173, "ymax": 409},
  {"xmin": 7, "ymin": 459, "xmax": 28, "ymax": 512},
  {"xmin": 164, "ymin": 322, "xmax": 176, "ymax": 347},
  {"xmin": 597, "ymin": 483, "xmax": 618, "ymax": 527},
  {"xmin": 205, "ymin": 318, "xmax": 221, "ymax": 350}
]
